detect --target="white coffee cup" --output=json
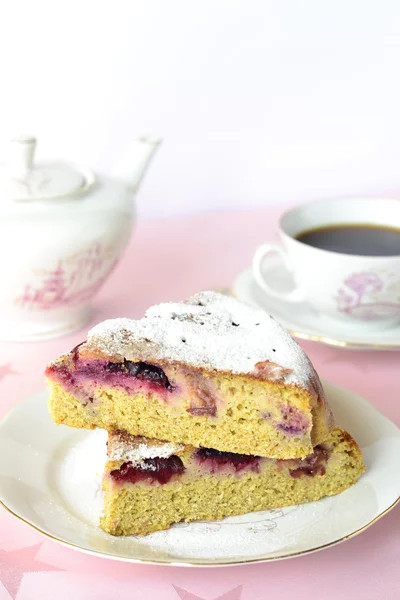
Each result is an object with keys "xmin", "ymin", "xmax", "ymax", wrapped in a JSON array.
[{"xmin": 252, "ymin": 198, "xmax": 400, "ymax": 326}]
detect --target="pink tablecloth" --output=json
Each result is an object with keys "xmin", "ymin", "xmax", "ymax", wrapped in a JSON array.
[{"xmin": 0, "ymin": 206, "xmax": 399, "ymax": 600}]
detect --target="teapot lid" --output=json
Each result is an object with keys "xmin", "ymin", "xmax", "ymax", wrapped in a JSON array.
[{"xmin": 0, "ymin": 136, "xmax": 94, "ymax": 201}]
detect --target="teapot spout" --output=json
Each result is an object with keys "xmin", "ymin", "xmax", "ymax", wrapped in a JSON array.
[{"xmin": 115, "ymin": 136, "xmax": 162, "ymax": 194}]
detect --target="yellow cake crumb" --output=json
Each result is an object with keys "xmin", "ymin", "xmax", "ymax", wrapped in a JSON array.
[
  {"xmin": 100, "ymin": 428, "xmax": 365, "ymax": 536},
  {"xmin": 48, "ymin": 368, "xmax": 333, "ymax": 459}
]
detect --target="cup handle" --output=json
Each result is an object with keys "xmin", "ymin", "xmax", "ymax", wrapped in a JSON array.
[{"xmin": 252, "ymin": 243, "xmax": 305, "ymax": 303}]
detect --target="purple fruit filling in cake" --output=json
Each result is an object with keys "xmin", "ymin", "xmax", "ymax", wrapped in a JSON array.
[
  {"xmin": 194, "ymin": 447, "xmax": 261, "ymax": 474},
  {"xmin": 183, "ymin": 370, "xmax": 218, "ymax": 417},
  {"xmin": 288, "ymin": 445, "xmax": 330, "ymax": 478},
  {"xmin": 276, "ymin": 406, "xmax": 309, "ymax": 436},
  {"xmin": 187, "ymin": 391, "xmax": 217, "ymax": 417},
  {"xmin": 106, "ymin": 360, "xmax": 173, "ymax": 390},
  {"xmin": 46, "ymin": 351, "xmax": 175, "ymax": 396},
  {"xmin": 261, "ymin": 411, "xmax": 272, "ymax": 420},
  {"xmin": 110, "ymin": 456, "xmax": 186, "ymax": 485}
]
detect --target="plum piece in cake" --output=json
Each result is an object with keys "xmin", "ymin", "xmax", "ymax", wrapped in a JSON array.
[
  {"xmin": 100, "ymin": 427, "xmax": 365, "ymax": 536},
  {"xmin": 46, "ymin": 291, "xmax": 334, "ymax": 459}
]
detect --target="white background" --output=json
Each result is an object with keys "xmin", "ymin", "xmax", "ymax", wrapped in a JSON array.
[{"xmin": 1, "ymin": 0, "xmax": 400, "ymax": 219}]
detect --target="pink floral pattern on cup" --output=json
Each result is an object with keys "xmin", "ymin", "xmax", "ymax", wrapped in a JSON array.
[{"xmin": 335, "ymin": 271, "xmax": 400, "ymax": 319}]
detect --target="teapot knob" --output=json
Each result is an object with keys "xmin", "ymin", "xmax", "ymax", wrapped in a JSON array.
[{"xmin": 7, "ymin": 135, "xmax": 37, "ymax": 179}]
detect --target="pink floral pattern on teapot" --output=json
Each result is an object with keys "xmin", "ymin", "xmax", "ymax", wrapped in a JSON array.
[
  {"xmin": 335, "ymin": 271, "xmax": 400, "ymax": 319},
  {"xmin": 16, "ymin": 242, "xmax": 117, "ymax": 311}
]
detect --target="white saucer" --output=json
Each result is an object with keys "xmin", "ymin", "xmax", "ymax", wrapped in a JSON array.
[
  {"xmin": 233, "ymin": 267, "xmax": 400, "ymax": 350},
  {"xmin": 0, "ymin": 386, "xmax": 399, "ymax": 566}
]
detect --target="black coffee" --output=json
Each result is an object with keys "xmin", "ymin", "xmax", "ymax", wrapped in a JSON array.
[{"xmin": 296, "ymin": 224, "xmax": 400, "ymax": 256}]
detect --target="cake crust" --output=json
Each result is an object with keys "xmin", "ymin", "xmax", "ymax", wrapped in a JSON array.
[{"xmin": 84, "ymin": 291, "xmax": 325, "ymax": 391}]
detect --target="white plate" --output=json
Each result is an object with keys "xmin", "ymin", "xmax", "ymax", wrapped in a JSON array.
[
  {"xmin": 0, "ymin": 385, "xmax": 399, "ymax": 567},
  {"xmin": 233, "ymin": 267, "xmax": 400, "ymax": 350}
]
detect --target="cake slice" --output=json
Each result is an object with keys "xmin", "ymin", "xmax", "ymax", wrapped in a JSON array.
[
  {"xmin": 101, "ymin": 427, "xmax": 365, "ymax": 536},
  {"xmin": 46, "ymin": 291, "xmax": 334, "ymax": 459}
]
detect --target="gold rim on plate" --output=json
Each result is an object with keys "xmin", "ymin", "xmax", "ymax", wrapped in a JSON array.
[
  {"xmin": 285, "ymin": 328, "xmax": 400, "ymax": 350},
  {"xmin": 1, "ymin": 496, "xmax": 398, "ymax": 567}
]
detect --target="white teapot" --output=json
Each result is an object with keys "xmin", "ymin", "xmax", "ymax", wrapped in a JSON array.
[{"xmin": 0, "ymin": 135, "xmax": 161, "ymax": 341}]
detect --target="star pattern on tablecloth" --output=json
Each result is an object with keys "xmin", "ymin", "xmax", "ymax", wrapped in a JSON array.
[
  {"xmin": 173, "ymin": 584, "xmax": 243, "ymax": 600},
  {"xmin": 0, "ymin": 543, "xmax": 62, "ymax": 599},
  {"xmin": 0, "ymin": 363, "xmax": 18, "ymax": 382}
]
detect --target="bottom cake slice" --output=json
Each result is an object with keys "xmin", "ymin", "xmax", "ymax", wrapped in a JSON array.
[{"xmin": 101, "ymin": 427, "xmax": 365, "ymax": 536}]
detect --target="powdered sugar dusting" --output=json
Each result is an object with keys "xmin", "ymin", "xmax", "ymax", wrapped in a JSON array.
[
  {"xmin": 108, "ymin": 430, "xmax": 184, "ymax": 465},
  {"xmin": 87, "ymin": 291, "xmax": 316, "ymax": 388}
]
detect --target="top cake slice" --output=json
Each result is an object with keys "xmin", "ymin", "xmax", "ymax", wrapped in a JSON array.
[{"xmin": 46, "ymin": 291, "xmax": 334, "ymax": 458}]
